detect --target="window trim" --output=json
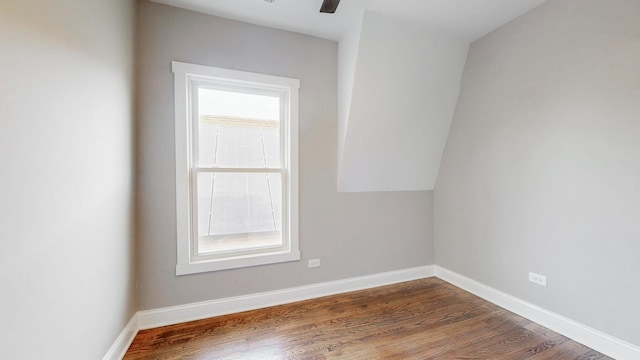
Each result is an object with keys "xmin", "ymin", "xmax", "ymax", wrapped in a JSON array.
[{"xmin": 172, "ymin": 61, "xmax": 300, "ymax": 275}]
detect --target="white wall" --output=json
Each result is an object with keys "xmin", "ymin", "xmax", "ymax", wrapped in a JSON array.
[
  {"xmin": 436, "ymin": 0, "xmax": 640, "ymax": 346},
  {"xmin": 136, "ymin": 1, "xmax": 434, "ymax": 310},
  {"xmin": 338, "ymin": 11, "xmax": 468, "ymax": 192},
  {"xmin": 337, "ymin": 12, "xmax": 363, "ymax": 180},
  {"xmin": 0, "ymin": 0, "xmax": 136, "ymax": 358}
]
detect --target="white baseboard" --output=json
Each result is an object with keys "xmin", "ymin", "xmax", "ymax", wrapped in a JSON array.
[
  {"xmin": 435, "ymin": 266, "xmax": 640, "ymax": 360},
  {"xmin": 104, "ymin": 264, "xmax": 640, "ymax": 360},
  {"xmin": 103, "ymin": 314, "xmax": 139, "ymax": 360},
  {"xmin": 137, "ymin": 265, "xmax": 435, "ymax": 330}
]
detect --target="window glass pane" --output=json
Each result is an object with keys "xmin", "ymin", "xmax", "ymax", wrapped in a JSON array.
[
  {"xmin": 197, "ymin": 172, "xmax": 283, "ymax": 254},
  {"xmin": 198, "ymin": 88, "xmax": 281, "ymax": 168}
]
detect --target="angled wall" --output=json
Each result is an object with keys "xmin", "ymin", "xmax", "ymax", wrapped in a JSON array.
[
  {"xmin": 337, "ymin": 12, "xmax": 364, "ymax": 180},
  {"xmin": 436, "ymin": 0, "xmax": 640, "ymax": 346},
  {"xmin": 338, "ymin": 11, "xmax": 468, "ymax": 192}
]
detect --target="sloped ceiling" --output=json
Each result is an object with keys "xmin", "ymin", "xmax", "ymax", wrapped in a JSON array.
[
  {"xmin": 152, "ymin": 0, "xmax": 547, "ymax": 192},
  {"xmin": 338, "ymin": 11, "xmax": 469, "ymax": 192}
]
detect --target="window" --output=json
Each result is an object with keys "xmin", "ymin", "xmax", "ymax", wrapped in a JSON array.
[{"xmin": 172, "ymin": 61, "xmax": 300, "ymax": 275}]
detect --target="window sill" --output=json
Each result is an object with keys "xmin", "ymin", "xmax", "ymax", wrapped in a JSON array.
[{"xmin": 176, "ymin": 250, "xmax": 301, "ymax": 275}]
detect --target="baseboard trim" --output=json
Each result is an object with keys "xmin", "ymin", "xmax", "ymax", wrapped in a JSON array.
[
  {"xmin": 103, "ymin": 314, "xmax": 139, "ymax": 360},
  {"xmin": 435, "ymin": 266, "xmax": 640, "ymax": 360},
  {"xmin": 137, "ymin": 265, "xmax": 435, "ymax": 330},
  {"xmin": 105, "ymin": 264, "xmax": 639, "ymax": 360}
]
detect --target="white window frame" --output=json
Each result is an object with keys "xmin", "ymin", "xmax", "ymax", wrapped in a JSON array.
[{"xmin": 172, "ymin": 61, "xmax": 300, "ymax": 275}]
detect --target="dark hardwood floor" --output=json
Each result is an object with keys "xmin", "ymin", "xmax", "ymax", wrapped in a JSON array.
[{"xmin": 124, "ymin": 278, "xmax": 609, "ymax": 359}]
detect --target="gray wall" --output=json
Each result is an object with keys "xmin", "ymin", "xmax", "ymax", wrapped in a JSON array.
[
  {"xmin": 435, "ymin": 0, "xmax": 640, "ymax": 346},
  {"xmin": 0, "ymin": 0, "xmax": 136, "ymax": 359},
  {"xmin": 136, "ymin": 1, "xmax": 434, "ymax": 310}
]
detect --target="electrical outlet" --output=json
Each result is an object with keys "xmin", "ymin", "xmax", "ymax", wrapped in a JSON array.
[
  {"xmin": 529, "ymin": 272, "xmax": 547, "ymax": 286},
  {"xmin": 308, "ymin": 259, "xmax": 320, "ymax": 268}
]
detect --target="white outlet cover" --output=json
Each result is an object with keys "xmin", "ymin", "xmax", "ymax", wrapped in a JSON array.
[
  {"xmin": 529, "ymin": 272, "xmax": 547, "ymax": 286},
  {"xmin": 308, "ymin": 259, "xmax": 320, "ymax": 268}
]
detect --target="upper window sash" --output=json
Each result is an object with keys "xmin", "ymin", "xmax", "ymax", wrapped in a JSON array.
[{"xmin": 189, "ymin": 83, "xmax": 286, "ymax": 171}]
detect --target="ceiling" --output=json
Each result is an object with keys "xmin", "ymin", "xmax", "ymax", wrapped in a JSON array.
[{"xmin": 150, "ymin": 0, "xmax": 546, "ymax": 42}]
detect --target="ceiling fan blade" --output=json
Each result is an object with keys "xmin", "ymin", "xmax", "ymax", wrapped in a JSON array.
[{"xmin": 320, "ymin": 0, "xmax": 340, "ymax": 13}]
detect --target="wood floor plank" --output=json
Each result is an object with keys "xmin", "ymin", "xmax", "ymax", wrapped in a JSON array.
[{"xmin": 124, "ymin": 278, "xmax": 610, "ymax": 360}]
